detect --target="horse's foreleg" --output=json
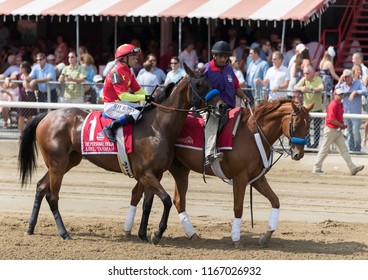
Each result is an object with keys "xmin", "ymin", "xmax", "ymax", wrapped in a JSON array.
[
  {"xmin": 151, "ymin": 194, "xmax": 172, "ymax": 245},
  {"xmin": 27, "ymin": 173, "xmax": 50, "ymax": 235},
  {"xmin": 232, "ymin": 178, "xmax": 247, "ymax": 248},
  {"xmin": 170, "ymin": 164, "xmax": 197, "ymax": 239},
  {"xmin": 124, "ymin": 182, "xmax": 144, "ymax": 237},
  {"xmin": 137, "ymin": 190, "xmax": 154, "ymax": 242},
  {"xmin": 252, "ymin": 176, "xmax": 280, "ymax": 247}
]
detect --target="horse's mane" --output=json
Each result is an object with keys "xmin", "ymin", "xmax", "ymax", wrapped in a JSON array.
[
  {"xmin": 241, "ymin": 98, "xmax": 293, "ymax": 123},
  {"xmin": 142, "ymin": 82, "xmax": 177, "ymax": 112}
]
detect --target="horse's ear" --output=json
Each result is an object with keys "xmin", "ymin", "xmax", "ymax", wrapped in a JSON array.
[
  {"xmin": 183, "ymin": 62, "xmax": 195, "ymax": 77},
  {"xmin": 305, "ymin": 102, "xmax": 315, "ymax": 112}
]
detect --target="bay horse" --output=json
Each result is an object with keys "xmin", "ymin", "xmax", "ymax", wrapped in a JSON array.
[
  {"xmin": 18, "ymin": 64, "xmax": 215, "ymax": 244},
  {"xmin": 125, "ymin": 99, "xmax": 313, "ymax": 247}
]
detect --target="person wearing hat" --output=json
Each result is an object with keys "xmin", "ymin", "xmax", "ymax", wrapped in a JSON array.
[
  {"xmin": 92, "ymin": 74, "xmax": 104, "ymax": 104},
  {"xmin": 102, "ymin": 44, "xmax": 150, "ymax": 142},
  {"xmin": 335, "ymin": 69, "xmax": 367, "ymax": 152},
  {"xmin": 312, "ymin": 88, "xmax": 364, "ymax": 175},
  {"xmin": 294, "ymin": 65, "xmax": 324, "ymax": 149},
  {"xmin": 201, "ymin": 40, "xmax": 249, "ymax": 165},
  {"xmin": 319, "ymin": 46, "xmax": 340, "ymax": 106}
]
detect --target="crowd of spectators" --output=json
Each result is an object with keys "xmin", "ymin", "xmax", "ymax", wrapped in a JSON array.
[{"xmin": 0, "ymin": 26, "xmax": 367, "ymax": 153}]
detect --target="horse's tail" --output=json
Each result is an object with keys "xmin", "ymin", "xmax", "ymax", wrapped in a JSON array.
[{"xmin": 18, "ymin": 112, "xmax": 47, "ymax": 188}]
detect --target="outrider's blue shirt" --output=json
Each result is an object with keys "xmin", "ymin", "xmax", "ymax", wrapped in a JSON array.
[{"xmin": 203, "ymin": 60, "xmax": 240, "ymax": 109}]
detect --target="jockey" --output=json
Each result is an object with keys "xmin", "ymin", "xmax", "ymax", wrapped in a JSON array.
[
  {"xmin": 202, "ymin": 41, "xmax": 249, "ymax": 165},
  {"xmin": 102, "ymin": 44, "xmax": 151, "ymax": 142}
]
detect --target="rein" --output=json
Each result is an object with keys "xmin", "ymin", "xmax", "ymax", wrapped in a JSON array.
[{"xmin": 148, "ymin": 75, "xmax": 210, "ymax": 113}]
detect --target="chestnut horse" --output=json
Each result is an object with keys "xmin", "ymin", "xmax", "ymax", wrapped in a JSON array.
[
  {"xmin": 125, "ymin": 99, "xmax": 313, "ymax": 247},
  {"xmin": 18, "ymin": 64, "xmax": 214, "ymax": 244}
]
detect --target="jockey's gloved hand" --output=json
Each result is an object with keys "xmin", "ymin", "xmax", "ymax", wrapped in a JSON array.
[{"xmin": 145, "ymin": 95, "xmax": 154, "ymax": 103}]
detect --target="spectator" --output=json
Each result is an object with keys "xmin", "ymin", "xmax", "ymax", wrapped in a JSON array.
[
  {"xmin": 352, "ymin": 64, "xmax": 363, "ymax": 82},
  {"xmin": 289, "ymin": 44, "xmax": 311, "ymax": 99},
  {"xmin": 136, "ymin": 60, "xmax": 159, "ymax": 95},
  {"xmin": 0, "ymin": 73, "xmax": 19, "ymax": 128},
  {"xmin": 137, "ymin": 53, "xmax": 166, "ymax": 85},
  {"xmin": 319, "ymin": 46, "xmax": 339, "ymax": 105},
  {"xmin": 58, "ymin": 51, "xmax": 86, "ymax": 104},
  {"xmin": 294, "ymin": 65, "xmax": 324, "ymax": 149},
  {"xmin": 352, "ymin": 52, "xmax": 368, "ymax": 82},
  {"xmin": 159, "ymin": 43, "xmax": 175, "ymax": 73},
  {"xmin": 54, "ymin": 34, "xmax": 69, "ymax": 65},
  {"xmin": 312, "ymin": 88, "xmax": 364, "ymax": 175},
  {"xmin": 336, "ymin": 69, "xmax": 366, "ymax": 152},
  {"xmin": 255, "ymin": 51, "xmax": 290, "ymax": 101},
  {"xmin": 103, "ymin": 58, "xmax": 117, "ymax": 79},
  {"xmin": 80, "ymin": 53, "xmax": 97, "ymax": 104},
  {"xmin": 164, "ymin": 56, "xmax": 186, "ymax": 86},
  {"xmin": 283, "ymin": 37, "xmax": 301, "ymax": 67},
  {"xmin": 229, "ymin": 56, "xmax": 245, "ymax": 88},
  {"xmin": 259, "ymin": 39, "xmax": 272, "ymax": 65},
  {"xmin": 93, "ymin": 74, "xmax": 104, "ymax": 104},
  {"xmin": 7, "ymin": 61, "xmax": 37, "ymax": 133},
  {"xmin": 1, "ymin": 54, "xmax": 21, "ymax": 78},
  {"xmin": 28, "ymin": 52, "xmax": 58, "ymax": 112},
  {"xmin": 179, "ymin": 40, "xmax": 198, "ymax": 71},
  {"xmin": 245, "ymin": 46, "xmax": 269, "ymax": 105},
  {"xmin": 232, "ymin": 36, "xmax": 249, "ymax": 62}
]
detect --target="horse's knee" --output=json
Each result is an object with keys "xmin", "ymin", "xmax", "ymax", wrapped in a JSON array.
[{"xmin": 162, "ymin": 195, "xmax": 172, "ymax": 209}]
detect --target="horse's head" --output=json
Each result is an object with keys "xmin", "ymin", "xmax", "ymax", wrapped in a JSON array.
[
  {"xmin": 283, "ymin": 101, "xmax": 314, "ymax": 160},
  {"xmin": 183, "ymin": 63, "xmax": 227, "ymax": 116}
]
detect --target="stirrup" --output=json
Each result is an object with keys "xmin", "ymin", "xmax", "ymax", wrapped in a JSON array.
[{"xmin": 204, "ymin": 152, "xmax": 223, "ymax": 166}]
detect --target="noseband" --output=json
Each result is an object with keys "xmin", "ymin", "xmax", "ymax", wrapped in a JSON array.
[{"xmin": 289, "ymin": 107, "xmax": 308, "ymax": 146}]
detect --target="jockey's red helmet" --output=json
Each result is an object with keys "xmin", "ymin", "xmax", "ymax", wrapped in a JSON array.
[{"xmin": 115, "ymin": 44, "xmax": 141, "ymax": 60}]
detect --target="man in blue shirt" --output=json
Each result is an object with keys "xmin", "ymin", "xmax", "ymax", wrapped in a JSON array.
[
  {"xmin": 336, "ymin": 69, "xmax": 367, "ymax": 151},
  {"xmin": 29, "ymin": 53, "xmax": 58, "ymax": 112},
  {"xmin": 246, "ymin": 47, "xmax": 269, "ymax": 106}
]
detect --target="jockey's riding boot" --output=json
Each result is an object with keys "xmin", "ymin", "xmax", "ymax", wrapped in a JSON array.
[
  {"xmin": 103, "ymin": 120, "xmax": 122, "ymax": 142},
  {"xmin": 103, "ymin": 115, "xmax": 136, "ymax": 142}
]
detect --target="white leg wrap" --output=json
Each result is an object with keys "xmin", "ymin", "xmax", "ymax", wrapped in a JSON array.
[
  {"xmin": 231, "ymin": 218, "xmax": 242, "ymax": 242},
  {"xmin": 124, "ymin": 205, "xmax": 137, "ymax": 232},
  {"xmin": 178, "ymin": 212, "xmax": 196, "ymax": 238},
  {"xmin": 268, "ymin": 208, "xmax": 280, "ymax": 231}
]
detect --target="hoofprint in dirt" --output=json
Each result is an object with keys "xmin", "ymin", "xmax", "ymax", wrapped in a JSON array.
[
  {"xmin": 1, "ymin": 215, "xmax": 367, "ymax": 260},
  {"xmin": 0, "ymin": 142, "xmax": 367, "ymax": 259}
]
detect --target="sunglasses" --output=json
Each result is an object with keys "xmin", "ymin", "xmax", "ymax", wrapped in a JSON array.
[
  {"xmin": 303, "ymin": 72, "xmax": 310, "ymax": 75},
  {"xmin": 36, "ymin": 58, "xmax": 44, "ymax": 61},
  {"xmin": 170, "ymin": 62, "xmax": 178, "ymax": 65}
]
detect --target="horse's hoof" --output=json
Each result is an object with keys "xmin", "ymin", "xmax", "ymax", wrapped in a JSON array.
[
  {"xmin": 123, "ymin": 231, "xmax": 132, "ymax": 238},
  {"xmin": 259, "ymin": 234, "xmax": 269, "ymax": 247},
  {"xmin": 233, "ymin": 240, "xmax": 241, "ymax": 249},
  {"xmin": 151, "ymin": 232, "xmax": 161, "ymax": 245},
  {"xmin": 25, "ymin": 231, "xmax": 33, "ymax": 236},
  {"xmin": 63, "ymin": 235, "xmax": 73, "ymax": 240},
  {"xmin": 189, "ymin": 233, "xmax": 200, "ymax": 240}
]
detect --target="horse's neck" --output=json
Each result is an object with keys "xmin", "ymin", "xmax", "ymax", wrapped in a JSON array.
[
  {"xmin": 255, "ymin": 111, "xmax": 288, "ymax": 145},
  {"xmin": 156, "ymin": 84, "xmax": 191, "ymax": 140}
]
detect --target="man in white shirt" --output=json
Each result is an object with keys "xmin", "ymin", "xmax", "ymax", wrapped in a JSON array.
[
  {"xmin": 255, "ymin": 51, "xmax": 290, "ymax": 100},
  {"xmin": 137, "ymin": 54, "xmax": 166, "ymax": 84},
  {"xmin": 352, "ymin": 52, "xmax": 368, "ymax": 82}
]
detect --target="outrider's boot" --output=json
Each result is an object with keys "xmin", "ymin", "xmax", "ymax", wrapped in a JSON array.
[{"xmin": 103, "ymin": 120, "xmax": 122, "ymax": 142}]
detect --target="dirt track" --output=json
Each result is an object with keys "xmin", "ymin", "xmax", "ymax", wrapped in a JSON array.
[{"xmin": 0, "ymin": 140, "xmax": 367, "ymax": 260}]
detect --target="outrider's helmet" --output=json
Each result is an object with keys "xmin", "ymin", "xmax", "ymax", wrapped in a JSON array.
[
  {"xmin": 211, "ymin": 41, "xmax": 232, "ymax": 55},
  {"xmin": 115, "ymin": 44, "xmax": 141, "ymax": 60}
]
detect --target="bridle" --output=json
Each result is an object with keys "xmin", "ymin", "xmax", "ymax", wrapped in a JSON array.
[
  {"xmin": 149, "ymin": 75, "xmax": 212, "ymax": 113},
  {"xmin": 288, "ymin": 106, "xmax": 308, "ymax": 147}
]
